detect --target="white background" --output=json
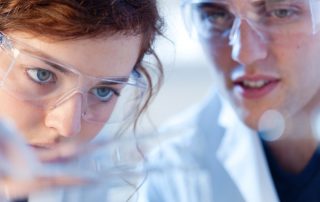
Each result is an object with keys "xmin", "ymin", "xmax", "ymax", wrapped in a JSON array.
[{"xmin": 139, "ymin": 0, "xmax": 214, "ymax": 132}]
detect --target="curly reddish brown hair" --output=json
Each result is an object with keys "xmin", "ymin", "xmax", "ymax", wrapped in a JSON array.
[{"xmin": 0, "ymin": 0, "xmax": 164, "ymax": 128}]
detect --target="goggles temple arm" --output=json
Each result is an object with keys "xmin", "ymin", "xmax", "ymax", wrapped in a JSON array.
[{"xmin": 309, "ymin": 0, "xmax": 320, "ymax": 34}]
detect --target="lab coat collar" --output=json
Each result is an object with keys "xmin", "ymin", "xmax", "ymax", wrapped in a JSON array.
[{"xmin": 216, "ymin": 97, "xmax": 279, "ymax": 202}]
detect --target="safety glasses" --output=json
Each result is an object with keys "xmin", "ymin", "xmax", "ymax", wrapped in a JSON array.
[
  {"xmin": 181, "ymin": 0, "xmax": 320, "ymax": 45},
  {"xmin": 0, "ymin": 32, "xmax": 147, "ymax": 124}
]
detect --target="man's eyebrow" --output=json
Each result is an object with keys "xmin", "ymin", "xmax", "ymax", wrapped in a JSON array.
[
  {"xmin": 253, "ymin": 0, "xmax": 295, "ymax": 4},
  {"xmin": 250, "ymin": 0, "xmax": 265, "ymax": 8},
  {"xmin": 251, "ymin": 0, "xmax": 304, "ymax": 9},
  {"xmin": 265, "ymin": 0, "xmax": 289, "ymax": 2},
  {"xmin": 210, "ymin": 0, "xmax": 229, "ymax": 3}
]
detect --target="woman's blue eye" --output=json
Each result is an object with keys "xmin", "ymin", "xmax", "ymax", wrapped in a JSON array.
[
  {"xmin": 91, "ymin": 87, "xmax": 117, "ymax": 102},
  {"xmin": 26, "ymin": 68, "xmax": 55, "ymax": 84}
]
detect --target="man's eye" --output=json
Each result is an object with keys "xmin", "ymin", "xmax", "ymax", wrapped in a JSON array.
[
  {"xmin": 26, "ymin": 68, "xmax": 55, "ymax": 84},
  {"xmin": 196, "ymin": 4, "xmax": 234, "ymax": 31},
  {"xmin": 202, "ymin": 11, "xmax": 231, "ymax": 24},
  {"xmin": 91, "ymin": 87, "xmax": 119, "ymax": 102},
  {"xmin": 270, "ymin": 8, "xmax": 295, "ymax": 18}
]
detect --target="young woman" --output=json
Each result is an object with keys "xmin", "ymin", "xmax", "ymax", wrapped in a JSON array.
[{"xmin": 0, "ymin": 0, "xmax": 163, "ymax": 201}]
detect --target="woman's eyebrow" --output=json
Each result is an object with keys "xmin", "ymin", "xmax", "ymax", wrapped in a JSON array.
[
  {"xmin": 98, "ymin": 78, "xmax": 129, "ymax": 85},
  {"xmin": 19, "ymin": 48, "xmax": 132, "ymax": 81},
  {"xmin": 20, "ymin": 48, "xmax": 70, "ymax": 73},
  {"xmin": 43, "ymin": 60, "xmax": 69, "ymax": 73}
]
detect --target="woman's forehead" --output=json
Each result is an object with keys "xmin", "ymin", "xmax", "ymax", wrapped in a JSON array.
[{"xmin": 13, "ymin": 32, "xmax": 142, "ymax": 77}]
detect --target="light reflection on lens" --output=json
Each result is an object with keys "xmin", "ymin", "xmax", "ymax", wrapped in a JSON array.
[
  {"xmin": 258, "ymin": 109, "xmax": 285, "ymax": 141},
  {"xmin": 311, "ymin": 108, "xmax": 320, "ymax": 140}
]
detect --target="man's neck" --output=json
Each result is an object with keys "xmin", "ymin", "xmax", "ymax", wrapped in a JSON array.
[
  {"xmin": 264, "ymin": 112, "xmax": 319, "ymax": 173},
  {"xmin": 11, "ymin": 198, "xmax": 28, "ymax": 202},
  {"xmin": 265, "ymin": 134, "xmax": 318, "ymax": 174}
]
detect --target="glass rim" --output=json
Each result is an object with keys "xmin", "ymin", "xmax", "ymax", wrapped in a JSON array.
[
  {"xmin": 0, "ymin": 32, "xmax": 148, "ymax": 90},
  {"xmin": 0, "ymin": 32, "xmax": 148, "ymax": 123}
]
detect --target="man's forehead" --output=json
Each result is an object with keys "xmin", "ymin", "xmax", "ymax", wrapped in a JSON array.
[{"xmin": 181, "ymin": 0, "xmax": 302, "ymax": 3}]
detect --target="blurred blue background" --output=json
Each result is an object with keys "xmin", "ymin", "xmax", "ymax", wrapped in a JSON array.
[{"xmin": 139, "ymin": 0, "xmax": 214, "ymax": 132}]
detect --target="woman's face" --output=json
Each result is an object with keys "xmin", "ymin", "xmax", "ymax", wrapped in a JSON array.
[
  {"xmin": 197, "ymin": 1, "xmax": 320, "ymax": 130},
  {"xmin": 0, "ymin": 32, "xmax": 142, "ymax": 148}
]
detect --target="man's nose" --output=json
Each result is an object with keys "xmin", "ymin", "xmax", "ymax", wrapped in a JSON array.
[
  {"xmin": 44, "ymin": 93, "xmax": 83, "ymax": 138},
  {"xmin": 229, "ymin": 18, "xmax": 268, "ymax": 65}
]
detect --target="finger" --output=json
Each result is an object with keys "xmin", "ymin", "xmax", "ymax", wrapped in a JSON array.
[
  {"xmin": 35, "ymin": 142, "xmax": 81, "ymax": 163},
  {"xmin": 38, "ymin": 175, "xmax": 94, "ymax": 187},
  {"xmin": 0, "ymin": 174, "xmax": 94, "ymax": 200}
]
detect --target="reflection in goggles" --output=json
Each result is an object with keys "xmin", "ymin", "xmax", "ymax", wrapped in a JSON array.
[
  {"xmin": 0, "ymin": 33, "xmax": 147, "ymax": 124},
  {"xmin": 182, "ymin": 0, "xmax": 320, "ymax": 44}
]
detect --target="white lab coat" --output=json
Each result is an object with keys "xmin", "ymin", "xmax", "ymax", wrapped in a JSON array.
[{"xmin": 138, "ymin": 92, "xmax": 280, "ymax": 202}]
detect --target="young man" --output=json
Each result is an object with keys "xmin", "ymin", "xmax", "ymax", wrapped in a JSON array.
[{"xmin": 140, "ymin": 0, "xmax": 320, "ymax": 201}]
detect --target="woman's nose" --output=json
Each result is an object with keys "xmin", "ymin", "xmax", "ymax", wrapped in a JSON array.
[{"xmin": 44, "ymin": 93, "xmax": 83, "ymax": 138}]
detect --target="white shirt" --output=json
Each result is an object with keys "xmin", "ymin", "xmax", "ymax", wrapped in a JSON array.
[{"xmin": 138, "ymin": 92, "xmax": 279, "ymax": 202}]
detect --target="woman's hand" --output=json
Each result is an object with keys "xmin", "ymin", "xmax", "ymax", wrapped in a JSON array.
[{"xmin": 0, "ymin": 120, "xmax": 95, "ymax": 200}]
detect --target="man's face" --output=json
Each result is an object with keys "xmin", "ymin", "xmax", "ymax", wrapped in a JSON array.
[{"xmin": 187, "ymin": 0, "xmax": 320, "ymax": 129}]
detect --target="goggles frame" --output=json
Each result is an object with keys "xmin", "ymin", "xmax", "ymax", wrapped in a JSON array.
[{"xmin": 0, "ymin": 32, "xmax": 148, "ymax": 123}]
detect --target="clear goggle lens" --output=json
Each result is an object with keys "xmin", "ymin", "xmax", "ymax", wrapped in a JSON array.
[
  {"xmin": 0, "ymin": 33, "xmax": 147, "ymax": 124},
  {"xmin": 181, "ymin": 0, "xmax": 320, "ymax": 45}
]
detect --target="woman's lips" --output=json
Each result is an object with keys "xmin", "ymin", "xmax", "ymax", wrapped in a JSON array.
[{"xmin": 233, "ymin": 75, "xmax": 280, "ymax": 99}]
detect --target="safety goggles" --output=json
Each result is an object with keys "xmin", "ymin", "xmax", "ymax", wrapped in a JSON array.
[
  {"xmin": 181, "ymin": 0, "xmax": 320, "ymax": 45},
  {"xmin": 0, "ymin": 32, "xmax": 147, "ymax": 124}
]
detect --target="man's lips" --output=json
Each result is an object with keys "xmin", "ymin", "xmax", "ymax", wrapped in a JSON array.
[
  {"xmin": 233, "ymin": 75, "xmax": 280, "ymax": 89},
  {"xmin": 232, "ymin": 75, "xmax": 281, "ymax": 99}
]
